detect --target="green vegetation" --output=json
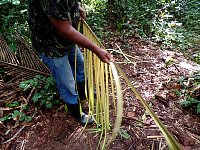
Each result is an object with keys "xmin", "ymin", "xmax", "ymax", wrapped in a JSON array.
[
  {"xmin": 119, "ymin": 129, "xmax": 131, "ymax": 140},
  {"xmin": 0, "ymin": 98, "xmax": 32, "ymax": 122},
  {"xmin": 19, "ymin": 75, "xmax": 60, "ymax": 108},
  {"xmin": 193, "ymin": 52, "xmax": 200, "ymax": 65},
  {"xmin": 0, "ymin": 0, "xmax": 29, "ymax": 52},
  {"xmin": 0, "ymin": 0, "xmax": 199, "ymax": 58},
  {"xmin": 177, "ymin": 70, "xmax": 200, "ymax": 114},
  {"xmin": 0, "ymin": 75, "xmax": 59, "ymax": 123},
  {"xmin": 84, "ymin": 0, "xmax": 200, "ymax": 53}
]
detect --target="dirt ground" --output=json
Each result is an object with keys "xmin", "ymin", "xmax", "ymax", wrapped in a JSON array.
[{"xmin": 1, "ymin": 33, "xmax": 200, "ymax": 150}]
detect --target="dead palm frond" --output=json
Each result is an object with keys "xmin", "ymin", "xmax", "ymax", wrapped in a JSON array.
[{"xmin": 0, "ymin": 34, "xmax": 50, "ymax": 83}]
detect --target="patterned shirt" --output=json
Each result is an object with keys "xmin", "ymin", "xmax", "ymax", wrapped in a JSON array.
[{"xmin": 27, "ymin": 0, "xmax": 79, "ymax": 58}]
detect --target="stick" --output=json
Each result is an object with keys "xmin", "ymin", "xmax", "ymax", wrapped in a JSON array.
[
  {"xmin": 106, "ymin": 49, "xmax": 141, "ymax": 60},
  {"xmin": 2, "ymin": 126, "xmax": 25, "ymax": 144},
  {"xmin": 147, "ymin": 135, "xmax": 165, "ymax": 139},
  {"xmin": 115, "ymin": 44, "xmax": 132, "ymax": 62},
  {"xmin": 27, "ymin": 87, "xmax": 35, "ymax": 103},
  {"xmin": 1, "ymin": 108, "xmax": 39, "ymax": 144}
]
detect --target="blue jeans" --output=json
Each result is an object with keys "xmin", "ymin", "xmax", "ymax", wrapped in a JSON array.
[{"xmin": 40, "ymin": 47, "xmax": 85, "ymax": 104}]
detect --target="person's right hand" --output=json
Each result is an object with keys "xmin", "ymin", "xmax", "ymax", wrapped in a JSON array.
[
  {"xmin": 95, "ymin": 48, "xmax": 114, "ymax": 64},
  {"xmin": 79, "ymin": 5, "xmax": 86, "ymax": 20},
  {"xmin": 49, "ymin": 16, "xmax": 113, "ymax": 64}
]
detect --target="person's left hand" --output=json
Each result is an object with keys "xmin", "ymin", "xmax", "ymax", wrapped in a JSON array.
[{"xmin": 79, "ymin": 5, "xmax": 86, "ymax": 20}]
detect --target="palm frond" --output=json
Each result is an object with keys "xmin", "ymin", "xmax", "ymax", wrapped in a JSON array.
[
  {"xmin": 0, "ymin": 34, "xmax": 50, "ymax": 83},
  {"xmin": 81, "ymin": 19, "xmax": 124, "ymax": 149},
  {"xmin": 81, "ymin": 19, "xmax": 181, "ymax": 150},
  {"xmin": 0, "ymin": 38, "xmax": 19, "ymax": 65}
]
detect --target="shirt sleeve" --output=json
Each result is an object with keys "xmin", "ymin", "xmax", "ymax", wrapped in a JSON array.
[{"xmin": 41, "ymin": 0, "xmax": 71, "ymax": 20}]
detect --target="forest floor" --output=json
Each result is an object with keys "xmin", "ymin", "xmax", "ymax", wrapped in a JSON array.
[{"xmin": 1, "ymin": 30, "xmax": 200, "ymax": 150}]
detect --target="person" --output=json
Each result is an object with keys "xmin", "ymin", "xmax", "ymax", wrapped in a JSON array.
[{"xmin": 27, "ymin": 0, "xmax": 113, "ymax": 125}]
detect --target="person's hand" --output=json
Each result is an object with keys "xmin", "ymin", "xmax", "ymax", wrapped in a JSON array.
[
  {"xmin": 96, "ymin": 48, "xmax": 114, "ymax": 64},
  {"xmin": 79, "ymin": 5, "xmax": 86, "ymax": 20}
]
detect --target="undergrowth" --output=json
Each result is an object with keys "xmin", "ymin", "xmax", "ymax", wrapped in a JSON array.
[
  {"xmin": 84, "ymin": 0, "xmax": 200, "ymax": 56},
  {"xmin": 175, "ymin": 70, "xmax": 200, "ymax": 114},
  {"xmin": 0, "ymin": 75, "xmax": 59, "ymax": 123},
  {"xmin": 0, "ymin": 0, "xmax": 29, "ymax": 52}
]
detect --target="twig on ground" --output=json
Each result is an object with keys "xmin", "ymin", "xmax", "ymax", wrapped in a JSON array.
[
  {"xmin": 0, "ymin": 107, "xmax": 12, "ymax": 111},
  {"xmin": 115, "ymin": 44, "xmax": 132, "ymax": 62},
  {"xmin": 151, "ymin": 140, "xmax": 155, "ymax": 150},
  {"xmin": 65, "ymin": 127, "xmax": 84, "ymax": 149},
  {"xmin": 173, "ymin": 64, "xmax": 182, "ymax": 74},
  {"xmin": 88, "ymin": 137, "xmax": 92, "ymax": 150},
  {"xmin": 185, "ymin": 129, "xmax": 200, "ymax": 142},
  {"xmin": 116, "ymin": 62, "xmax": 136, "ymax": 64},
  {"xmin": 128, "ymin": 138, "xmax": 136, "ymax": 150},
  {"xmin": 20, "ymin": 139, "xmax": 26, "ymax": 150},
  {"xmin": 129, "ymin": 102, "xmax": 144, "ymax": 109},
  {"xmin": 114, "ymin": 115, "xmax": 149, "ymax": 125},
  {"xmin": 0, "ymin": 120, "xmax": 8, "ymax": 130},
  {"xmin": 106, "ymin": 49, "xmax": 140, "ymax": 60},
  {"xmin": 122, "ymin": 86, "xmax": 131, "ymax": 93},
  {"xmin": 2, "ymin": 126, "xmax": 26, "ymax": 144},
  {"xmin": 147, "ymin": 135, "xmax": 165, "ymax": 139},
  {"xmin": 1, "ymin": 108, "xmax": 39, "ymax": 144},
  {"xmin": 27, "ymin": 87, "xmax": 35, "ymax": 103},
  {"xmin": 159, "ymin": 138, "xmax": 162, "ymax": 150}
]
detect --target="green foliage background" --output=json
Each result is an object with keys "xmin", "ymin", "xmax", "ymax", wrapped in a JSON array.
[
  {"xmin": 83, "ymin": 0, "xmax": 200, "ymax": 51},
  {"xmin": 1, "ymin": 0, "xmax": 199, "ymax": 52},
  {"xmin": 0, "ymin": 0, "xmax": 29, "ymax": 52}
]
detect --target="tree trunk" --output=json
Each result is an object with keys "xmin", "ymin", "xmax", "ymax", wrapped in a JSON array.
[{"xmin": 107, "ymin": 0, "xmax": 116, "ymax": 25}]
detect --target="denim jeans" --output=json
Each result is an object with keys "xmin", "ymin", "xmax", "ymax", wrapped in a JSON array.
[{"xmin": 40, "ymin": 47, "xmax": 85, "ymax": 104}]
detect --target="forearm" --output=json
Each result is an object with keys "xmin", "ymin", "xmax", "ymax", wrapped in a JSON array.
[
  {"xmin": 49, "ymin": 17, "xmax": 113, "ymax": 64},
  {"xmin": 49, "ymin": 18, "xmax": 100, "ymax": 54},
  {"xmin": 60, "ymin": 25, "xmax": 100, "ymax": 54}
]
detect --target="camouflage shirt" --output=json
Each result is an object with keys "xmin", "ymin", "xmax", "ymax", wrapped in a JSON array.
[{"xmin": 27, "ymin": 0, "xmax": 79, "ymax": 58}]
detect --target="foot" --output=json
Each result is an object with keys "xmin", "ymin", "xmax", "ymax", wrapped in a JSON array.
[
  {"xmin": 65, "ymin": 103, "xmax": 94, "ymax": 125},
  {"xmin": 79, "ymin": 112, "xmax": 94, "ymax": 125}
]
